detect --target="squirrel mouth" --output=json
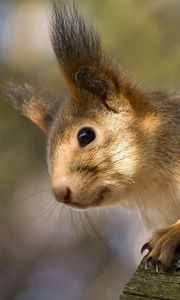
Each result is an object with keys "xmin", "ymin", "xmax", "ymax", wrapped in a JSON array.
[{"xmin": 69, "ymin": 187, "xmax": 110, "ymax": 209}]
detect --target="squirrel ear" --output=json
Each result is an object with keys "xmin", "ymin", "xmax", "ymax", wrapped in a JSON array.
[
  {"xmin": 75, "ymin": 66, "xmax": 113, "ymax": 100},
  {"xmin": 75, "ymin": 66, "xmax": 120, "ymax": 112},
  {"xmin": 1, "ymin": 81, "xmax": 57, "ymax": 133},
  {"xmin": 50, "ymin": 2, "xmax": 149, "ymax": 114}
]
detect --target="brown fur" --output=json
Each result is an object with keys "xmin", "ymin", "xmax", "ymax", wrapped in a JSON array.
[
  {"xmin": 1, "ymin": 81, "xmax": 58, "ymax": 133},
  {"xmin": 2, "ymin": 1, "xmax": 180, "ymax": 269}
]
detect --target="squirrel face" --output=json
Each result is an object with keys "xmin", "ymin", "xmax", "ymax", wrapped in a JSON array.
[
  {"xmin": 46, "ymin": 93, "xmax": 141, "ymax": 208},
  {"xmin": 2, "ymin": 2, "xmax": 159, "ymax": 209}
]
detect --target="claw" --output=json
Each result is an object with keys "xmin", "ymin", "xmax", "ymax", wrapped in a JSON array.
[
  {"xmin": 144, "ymin": 256, "xmax": 152, "ymax": 270},
  {"xmin": 157, "ymin": 259, "xmax": 162, "ymax": 270},
  {"xmin": 141, "ymin": 243, "xmax": 150, "ymax": 255},
  {"xmin": 175, "ymin": 259, "xmax": 180, "ymax": 271},
  {"xmin": 147, "ymin": 256, "xmax": 153, "ymax": 267},
  {"xmin": 158, "ymin": 259, "xmax": 161, "ymax": 265},
  {"xmin": 155, "ymin": 263, "xmax": 159, "ymax": 273},
  {"xmin": 144, "ymin": 259, "xmax": 148, "ymax": 270}
]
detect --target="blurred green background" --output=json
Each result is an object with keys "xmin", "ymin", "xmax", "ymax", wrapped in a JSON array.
[{"xmin": 0, "ymin": 0, "xmax": 180, "ymax": 205}]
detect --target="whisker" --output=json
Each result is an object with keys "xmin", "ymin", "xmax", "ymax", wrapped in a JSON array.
[
  {"xmin": 93, "ymin": 146, "xmax": 130, "ymax": 170},
  {"xmin": 58, "ymin": 203, "xmax": 65, "ymax": 225},
  {"xmin": 84, "ymin": 213, "xmax": 111, "ymax": 249},
  {"xmin": 70, "ymin": 208, "xmax": 79, "ymax": 241},
  {"xmin": 21, "ymin": 198, "xmax": 57, "ymax": 241},
  {"xmin": 84, "ymin": 212, "xmax": 123, "ymax": 258},
  {"xmin": 30, "ymin": 198, "xmax": 55, "ymax": 222},
  {"xmin": 78, "ymin": 210, "xmax": 91, "ymax": 237},
  {"xmin": 80, "ymin": 148, "xmax": 100, "ymax": 173},
  {"xmin": 12, "ymin": 188, "xmax": 52, "ymax": 207},
  {"xmin": 43, "ymin": 201, "xmax": 59, "ymax": 225}
]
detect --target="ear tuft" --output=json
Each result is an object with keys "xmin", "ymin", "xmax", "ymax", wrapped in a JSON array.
[
  {"xmin": 1, "ymin": 81, "xmax": 58, "ymax": 133},
  {"xmin": 50, "ymin": 2, "xmax": 120, "ymax": 101}
]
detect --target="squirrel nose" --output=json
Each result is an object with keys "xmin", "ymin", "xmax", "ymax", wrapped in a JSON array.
[{"xmin": 53, "ymin": 186, "xmax": 72, "ymax": 204}]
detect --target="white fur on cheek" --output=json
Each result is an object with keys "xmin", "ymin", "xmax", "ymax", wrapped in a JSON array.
[{"xmin": 112, "ymin": 140, "xmax": 139, "ymax": 178}]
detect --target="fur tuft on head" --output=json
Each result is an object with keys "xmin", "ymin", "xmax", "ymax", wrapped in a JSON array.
[{"xmin": 50, "ymin": 1, "xmax": 120, "ymax": 101}]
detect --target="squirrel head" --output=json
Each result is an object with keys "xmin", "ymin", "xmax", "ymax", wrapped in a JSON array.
[{"xmin": 2, "ymin": 2, "xmax": 159, "ymax": 209}]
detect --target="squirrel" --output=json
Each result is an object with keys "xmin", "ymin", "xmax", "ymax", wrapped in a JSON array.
[{"xmin": 1, "ymin": 1, "xmax": 180, "ymax": 271}]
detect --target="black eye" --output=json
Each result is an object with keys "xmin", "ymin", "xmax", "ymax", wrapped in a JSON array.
[{"xmin": 77, "ymin": 127, "xmax": 96, "ymax": 147}]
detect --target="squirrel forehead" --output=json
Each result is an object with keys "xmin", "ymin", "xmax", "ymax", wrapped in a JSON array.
[{"xmin": 52, "ymin": 97, "xmax": 105, "ymax": 130}]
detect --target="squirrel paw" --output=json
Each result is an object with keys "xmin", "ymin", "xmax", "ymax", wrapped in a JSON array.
[{"xmin": 141, "ymin": 221, "xmax": 180, "ymax": 271}]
